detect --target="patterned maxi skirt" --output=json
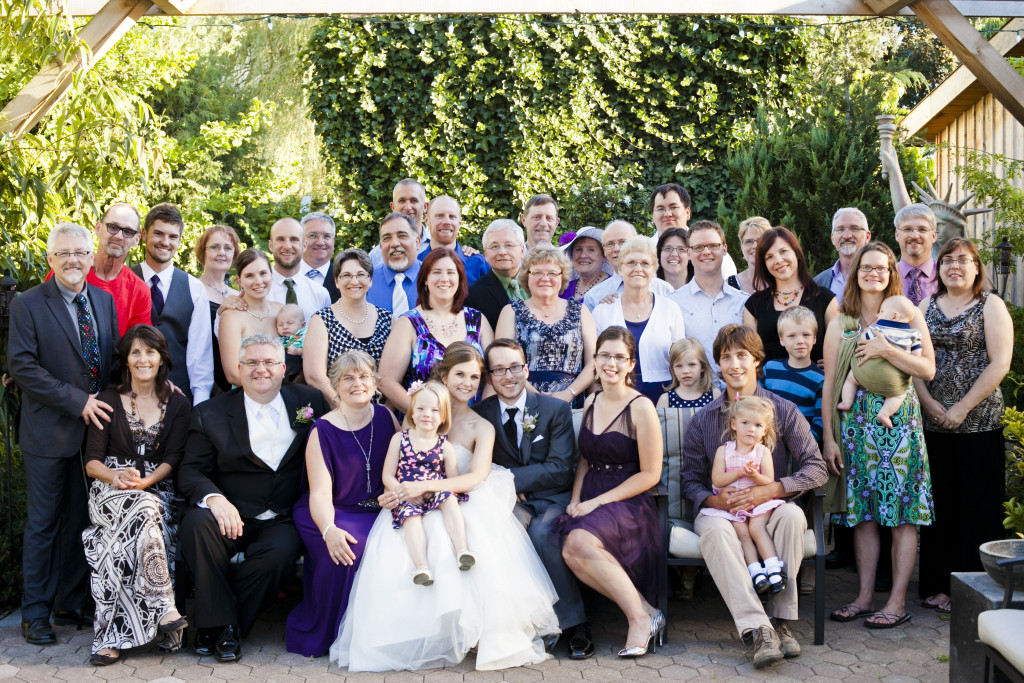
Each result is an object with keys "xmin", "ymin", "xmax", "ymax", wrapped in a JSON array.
[
  {"xmin": 837, "ymin": 384, "xmax": 934, "ymax": 528},
  {"xmin": 82, "ymin": 479, "xmax": 180, "ymax": 653}
]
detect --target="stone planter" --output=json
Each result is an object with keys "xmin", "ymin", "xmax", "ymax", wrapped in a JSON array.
[{"xmin": 979, "ymin": 538, "xmax": 1024, "ymax": 587}]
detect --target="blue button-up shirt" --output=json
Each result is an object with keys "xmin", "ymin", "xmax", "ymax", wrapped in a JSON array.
[
  {"xmin": 669, "ymin": 278, "xmax": 749, "ymax": 378},
  {"xmin": 367, "ymin": 260, "xmax": 422, "ymax": 312},
  {"xmin": 418, "ymin": 243, "xmax": 490, "ymax": 286}
]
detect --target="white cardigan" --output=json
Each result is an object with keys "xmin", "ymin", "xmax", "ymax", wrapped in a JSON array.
[{"xmin": 592, "ymin": 294, "xmax": 686, "ymax": 383}]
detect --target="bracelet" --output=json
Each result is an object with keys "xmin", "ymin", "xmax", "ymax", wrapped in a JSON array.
[
  {"xmin": 322, "ymin": 523, "xmax": 336, "ymax": 541},
  {"xmin": 567, "ymin": 386, "xmax": 577, "ymax": 397}
]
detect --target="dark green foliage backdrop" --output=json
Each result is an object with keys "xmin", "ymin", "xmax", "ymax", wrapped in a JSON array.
[{"xmin": 305, "ymin": 15, "xmax": 807, "ymax": 250}]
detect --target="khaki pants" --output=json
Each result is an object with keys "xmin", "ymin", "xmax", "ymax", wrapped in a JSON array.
[{"xmin": 694, "ymin": 502, "xmax": 806, "ymax": 636}]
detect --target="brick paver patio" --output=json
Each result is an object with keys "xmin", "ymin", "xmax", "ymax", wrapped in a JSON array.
[{"xmin": 0, "ymin": 565, "xmax": 951, "ymax": 681}]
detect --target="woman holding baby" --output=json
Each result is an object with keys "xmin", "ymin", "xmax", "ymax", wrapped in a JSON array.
[
  {"xmin": 822, "ymin": 242, "xmax": 935, "ymax": 630},
  {"xmin": 914, "ymin": 238, "xmax": 1012, "ymax": 615}
]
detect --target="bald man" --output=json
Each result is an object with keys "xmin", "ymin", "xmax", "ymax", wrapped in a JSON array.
[{"xmin": 268, "ymin": 218, "xmax": 331, "ymax": 321}]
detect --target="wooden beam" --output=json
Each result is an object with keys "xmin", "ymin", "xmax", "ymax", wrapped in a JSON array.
[
  {"xmin": 0, "ymin": 0, "xmax": 154, "ymax": 138},
  {"xmin": 864, "ymin": 0, "xmax": 916, "ymax": 14},
  {"xmin": 150, "ymin": 0, "xmax": 199, "ymax": 15},
  {"xmin": 911, "ymin": 0, "xmax": 1024, "ymax": 127},
  {"xmin": 56, "ymin": 0, "xmax": 1024, "ymax": 16}
]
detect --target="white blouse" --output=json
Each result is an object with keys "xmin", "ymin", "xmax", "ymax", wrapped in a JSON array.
[{"xmin": 592, "ymin": 294, "xmax": 686, "ymax": 383}]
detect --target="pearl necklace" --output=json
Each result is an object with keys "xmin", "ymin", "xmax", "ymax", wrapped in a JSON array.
[{"xmin": 336, "ymin": 301, "xmax": 369, "ymax": 325}]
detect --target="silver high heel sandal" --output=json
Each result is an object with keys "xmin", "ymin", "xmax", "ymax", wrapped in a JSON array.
[{"xmin": 617, "ymin": 609, "xmax": 665, "ymax": 657}]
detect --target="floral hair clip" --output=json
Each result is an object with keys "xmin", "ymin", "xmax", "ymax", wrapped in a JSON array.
[{"xmin": 407, "ymin": 380, "xmax": 425, "ymax": 396}]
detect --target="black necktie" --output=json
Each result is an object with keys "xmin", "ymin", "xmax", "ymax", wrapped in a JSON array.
[
  {"xmin": 504, "ymin": 407, "xmax": 519, "ymax": 451},
  {"xmin": 150, "ymin": 275, "xmax": 165, "ymax": 317}
]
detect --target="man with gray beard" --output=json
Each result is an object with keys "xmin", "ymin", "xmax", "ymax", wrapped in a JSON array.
[
  {"xmin": 812, "ymin": 208, "xmax": 872, "ymax": 305},
  {"xmin": 366, "ymin": 212, "xmax": 422, "ymax": 315}
]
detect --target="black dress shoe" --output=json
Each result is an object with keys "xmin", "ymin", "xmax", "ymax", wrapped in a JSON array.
[
  {"xmin": 215, "ymin": 625, "xmax": 241, "ymax": 663},
  {"xmin": 824, "ymin": 550, "xmax": 853, "ymax": 570},
  {"xmin": 89, "ymin": 650, "xmax": 121, "ymax": 666},
  {"xmin": 544, "ymin": 633, "xmax": 560, "ymax": 654},
  {"xmin": 22, "ymin": 618, "xmax": 56, "ymax": 645},
  {"xmin": 54, "ymin": 609, "xmax": 93, "ymax": 629},
  {"xmin": 193, "ymin": 628, "xmax": 219, "ymax": 657},
  {"xmin": 568, "ymin": 623, "xmax": 595, "ymax": 660}
]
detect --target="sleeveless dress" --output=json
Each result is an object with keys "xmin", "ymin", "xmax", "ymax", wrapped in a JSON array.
[
  {"xmin": 919, "ymin": 293, "xmax": 1004, "ymax": 598},
  {"xmin": 332, "ymin": 443, "xmax": 559, "ymax": 671},
  {"xmin": 698, "ymin": 441, "xmax": 785, "ymax": 522},
  {"xmin": 666, "ymin": 388, "xmax": 714, "ymax": 409},
  {"xmin": 836, "ymin": 321, "xmax": 934, "ymax": 528},
  {"xmin": 391, "ymin": 431, "xmax": 466, "ymax": 529},
  {"xmin": 554, "ymin": 396, "xmax": 661, "ymax": 594},
  {"xmin": 316, "ymin": 303, "xmax": 392, "ymax": 369},
  {"xmin": 510, "ymin": 298, "xmax": 584, "ymax": 394},
  {"xmin": 286, "ymin": 407, "xmax": 395, "ymax": 657},
  {"xmin": 403, "ymin": 308, "xmax": 485, "ymax": 386}
]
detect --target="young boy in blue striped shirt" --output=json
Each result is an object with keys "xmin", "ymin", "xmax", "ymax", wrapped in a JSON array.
[{"xmin": 762, "ymin": 307, "xmax": 824, "ymax": 445}]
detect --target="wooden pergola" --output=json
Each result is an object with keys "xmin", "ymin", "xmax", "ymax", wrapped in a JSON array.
[{"xmin": 3, "ymin": 0, "xmax": 1024, "ymax": 139}]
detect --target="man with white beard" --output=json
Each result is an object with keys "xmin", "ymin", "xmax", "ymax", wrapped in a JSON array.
[
  {"xmin": 812, "ymin": 208, "xmax": 872, "ymax": 305},
  {"xmin": 366, "ymin": 212, "xmax": 422, "ymax": 315}
]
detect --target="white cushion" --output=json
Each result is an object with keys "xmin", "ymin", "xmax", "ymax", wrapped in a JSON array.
[
  {"xmin": 668, "ymin": 524, "xmax": 817, "ymax": 561},
  {"xmin": 979, "ymin": 609, "xmax": 1024, "ymax": 675}
]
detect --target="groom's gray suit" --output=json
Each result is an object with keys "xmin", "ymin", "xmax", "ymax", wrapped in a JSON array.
[{"xmin": 473, "ymin": 391, "xmax": 585, "ymax": 630}]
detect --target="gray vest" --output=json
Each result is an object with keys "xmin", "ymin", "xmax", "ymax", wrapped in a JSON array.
[{"xmin": 133, "ymin": 266, "xmax": 196, "ymax": 402}]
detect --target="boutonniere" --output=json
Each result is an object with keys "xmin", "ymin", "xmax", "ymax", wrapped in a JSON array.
[
  {"xmin": 522, "ymin": 409, "xmax": 538, "ymax": 436},
  {"xmin": 293, "ymin": 404, "xmax": 315, "ymax": 426}
]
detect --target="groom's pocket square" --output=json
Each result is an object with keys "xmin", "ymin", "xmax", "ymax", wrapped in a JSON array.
[{"xmin": 532, "ymin": 434, "xmax": 544, "ymax": 443}]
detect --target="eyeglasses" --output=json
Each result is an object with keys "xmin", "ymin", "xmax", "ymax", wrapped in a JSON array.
[
  {"xmin": 858, "ymin": 265, "xmax": 890, "ymax": 274},
  {"xmin": 51, "ymin": 250, "xmax": 92, "ymax": 260},
  {"xmin": 621, "ymin": 259, "xmax": 654, "ymax": 270},
  {"xmin": 661, "ymin": 246, "xmax": 688, "ymax": 255},
  {"xmin": 689, "ymin": 243, "xmax": 723, "ymax": 253},
  {"xmin": 240, "ymin": 360, "xmax": 284, "ymax": 368},
  {"xmin": 338, "ymin": 272, "xmax": 370, "ymax": 282},
  {"xmin": 103, "ymin": 222, "xmax": 140, "ymax": 238},
  {"xmin": 939, "ymin": 256, "xmax": 976, "ymax": 267},
  {"xmin": 206, "ymin": 244, "xmax": 233, "ymax": 252},
  {"xmin": 832, "ymin": 226, "xmax": 867, "ymax": 235},
  {"xmin": 595, "ymin": 352, "xmax": 631, "ymax": 365},
  {"xmin": 740, "ymin": 239, "xmax": 759, "ymax": 248},
  {"xmin": 604, "ymin": 239, "xmax": 628, "ymax": 250},
  {"xmin": 488, "ymin": 364, "xmax": 526, "ymax": 377},
  {"xmin": 528, "ymin": 270, "xmax": 562, "ymax": 280},
  {"xmin": 897, "ymin": 226, "xmax": 934, "ymax": 235},
  {"xmin": 485, "ymin": 242, "xmax": 522, "ymax": 252},
  {"xmin": 305, "ymin": 233, "xmax": 334, "ymax": 243}
]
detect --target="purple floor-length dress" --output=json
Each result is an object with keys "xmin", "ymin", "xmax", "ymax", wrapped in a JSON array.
[{"xmin": 286, "ymin": 406, "xmax": 395, "ymax": 657}]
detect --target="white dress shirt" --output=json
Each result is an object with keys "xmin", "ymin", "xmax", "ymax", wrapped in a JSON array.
[
  {"xmin": 647, "ymin": 233, "xmax": 739, "ymax": 277},
  {"xmin": 583, "ymin": 274, "xmax": 674, "ymax": 311},
  {"xmin": 138, "ymin": 262, "xmax": 214, "ymax": 405},
  {"xmin": 669, "ymin": 278, "xmax": 749, "ymax": 378},
  {"xmin": 299, "ymin": 259, "xmax": 331, "ymax": 286},
  {"xmin": 270, "ymin": 268, "xmax": 331, "ymax": 321},
  {"xmin": 591, "ymin": 294, "xmax": 686, "ymax": 383},
  {"xmin": 497, "ymin": 390, "xmax": 528, "ymax": 446}
]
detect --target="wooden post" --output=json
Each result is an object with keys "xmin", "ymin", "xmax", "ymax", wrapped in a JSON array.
[
  {"xmin": 0, "ymin": 0, "xmax": 155, "ymax": 139},
  {"xmin": 864, "ymin": 0, "xmax": 916, "ymax": 14},
  {"xmin": 911, "ymin": 0, "xmax": 1024, "ymax": 126}
]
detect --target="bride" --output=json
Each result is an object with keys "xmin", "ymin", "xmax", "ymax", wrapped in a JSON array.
[{"xmin": 332, "ymin": 342, "xmax": 560, "ymax": 671}]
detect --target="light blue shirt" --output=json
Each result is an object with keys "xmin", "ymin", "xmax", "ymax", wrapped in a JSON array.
[
  {"xmin": 669, "ymin": 278, "xmax": 748, "ymax": 378},
  {"xmin": 367, "ymin": 260, "xmax": 422, "ymax": 312}
]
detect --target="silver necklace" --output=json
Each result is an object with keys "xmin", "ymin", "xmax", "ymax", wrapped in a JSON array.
[
  {"xmin": 246, "ymin": 308, "xmax": 271, "ymax": 322},
  {"xmin": 341, "ymin": 406, "xmax": 375, "ymax": 492},
  {"xmin": 201, "ymin": 277, "xmax": 229, "ymax": 297},
  {"xmin": 423, "ymin": 313, "xmax": 461, "ymax": 338},
  {"xmin": 336, "ymin": 301, "xmax": 369, "ymax": 326}
]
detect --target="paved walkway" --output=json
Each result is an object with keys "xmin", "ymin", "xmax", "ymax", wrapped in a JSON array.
[{"xmin": 0, "ymin": 566, "xmax": 950, "ymax": 681}]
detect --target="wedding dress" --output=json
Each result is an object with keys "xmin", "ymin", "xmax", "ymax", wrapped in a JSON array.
[{"xmin": 331, "ymin": 443, "xmax": 560, "ymax": 671}]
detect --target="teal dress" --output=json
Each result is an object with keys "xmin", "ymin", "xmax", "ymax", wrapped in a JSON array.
[{"xmin": 838, "ymin": 384, "xmax": 934, "ymax": 527}]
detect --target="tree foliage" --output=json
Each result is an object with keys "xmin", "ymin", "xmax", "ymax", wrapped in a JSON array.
[{"xmin": 305, "ymin": 15, "xmax": 807, "ymax": 249}]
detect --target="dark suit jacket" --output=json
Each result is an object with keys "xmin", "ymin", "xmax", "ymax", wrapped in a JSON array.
[
  {"xmin": 322, "ymin": 261, "xmax": 341, "ymax": 303},
  {"xmin": 176, "ymin": 383, "xmax": 328, "ymax": 519},
  {"xmin": 465, "ymin": 270, "xmax": 510, "ymax": 332},
  {"xmin": 473, "ymin": 391, "xmax": 577, "ymax": 504},
  {"xmin": 8, "ymin": 279, "xmax": 120, "ymax": 458}
]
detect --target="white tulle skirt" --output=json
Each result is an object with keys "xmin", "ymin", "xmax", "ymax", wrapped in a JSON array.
[{"xmin": 331, "ymin": 464, "xmax": 560, "ymax": 672}]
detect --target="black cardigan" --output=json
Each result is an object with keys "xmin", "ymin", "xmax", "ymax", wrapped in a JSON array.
[{"xmin": 84, "ymin": 388, "xmax": 191, "ymax": 473}]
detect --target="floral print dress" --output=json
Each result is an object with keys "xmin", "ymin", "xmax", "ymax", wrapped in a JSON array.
[{"xmin": 390, "ymin": 431, "xmax": 467, "ymax": 529}]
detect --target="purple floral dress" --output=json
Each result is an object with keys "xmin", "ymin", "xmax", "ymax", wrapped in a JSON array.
[
  {"xmin": 391, "ymin": 431, "xmax": 467, "ymax": 529},
  {"xmin": 402, "ymin": 308, "xmax": 484, "ymax": 387}
]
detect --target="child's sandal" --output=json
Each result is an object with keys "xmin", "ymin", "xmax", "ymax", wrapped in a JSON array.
[
  {"xmin": 768, "ymin": 570, "xmax": 788, "ymax": 594},
  {"xmin": 752, "ymin": 573, "xmax": 770, "ymax": 595},
  {"xmin": 412, "ymin": 567, "xmax": 434, "ymax": 586}
]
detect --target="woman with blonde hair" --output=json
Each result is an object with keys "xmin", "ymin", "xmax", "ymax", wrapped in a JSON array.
[{"xmin": 728, "ymin": 217, "xmax": 771, "ymax": 294}]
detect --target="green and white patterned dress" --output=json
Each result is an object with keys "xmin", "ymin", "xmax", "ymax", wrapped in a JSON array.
[{"xmin": 837, "ymin": 383, "xmax": 934, "ymax": 527}]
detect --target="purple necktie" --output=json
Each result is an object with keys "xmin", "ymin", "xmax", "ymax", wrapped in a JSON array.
[
  {"xmin": 907, "ymin": 268, "xmax": 923, "ymax": 306},
  {"xmin": 150, "ymin": 275, "xmax": 165, "ymax": 316}
]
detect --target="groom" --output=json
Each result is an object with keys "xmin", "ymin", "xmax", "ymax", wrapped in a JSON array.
[
  {"xmin": 177, "ymin": 334, "xmax": 328, "ymax": 662},
  {"xmin": 473, "ymin": 339, "xmax": 593, "ymax": 659}
]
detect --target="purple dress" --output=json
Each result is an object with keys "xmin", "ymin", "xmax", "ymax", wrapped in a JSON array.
[
  {"xmin": 286, "ymin": 406, "xmax": 395, "ymax": 657},
  {"xmin": 402, "ymin": 307, "xmax": 484, "ymax": 386},
  {"xmin": 555, "ymin": 395, "xmax": 661, "ymax": 593}
]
